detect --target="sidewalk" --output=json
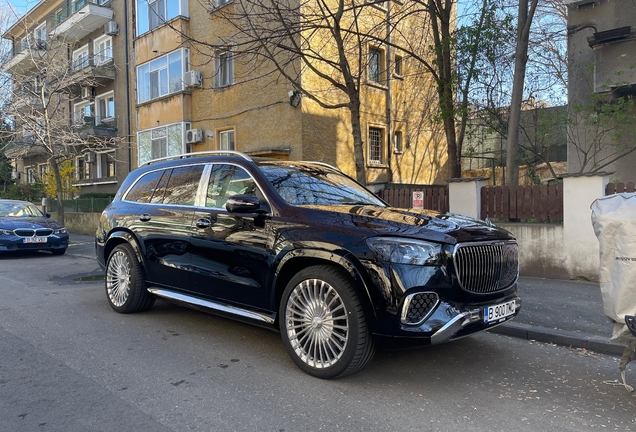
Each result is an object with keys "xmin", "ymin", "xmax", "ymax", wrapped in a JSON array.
[{"xmin": 488, "ymin": 276, "xmax": 628, "ymax": 356}]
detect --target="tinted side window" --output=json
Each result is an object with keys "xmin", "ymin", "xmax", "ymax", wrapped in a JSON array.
[
  {"xmin": 206, "ymin": 165, "xmax": 257, "ymax": 209},
  {"xmin": 162, "ymin": 165, "xmax": 205, "ymax": 206},
  {"xmin": 124, "ymin": 170, "xmax": 165, "ymax": 203}
]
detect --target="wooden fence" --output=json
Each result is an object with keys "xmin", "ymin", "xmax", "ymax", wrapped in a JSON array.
[
  {"xmin": 480, "ymin": 185, "xmax": 564, "ymax": 222},
  {"xmin": 606, "ymin": 182, "xmax": 635, "ymax": 194},
  {"xmin": 380, "ymin": 180, "xmax": 635, "ymax": 223},
  {"xmin": 378, "ymin": 187, "xmax": 449, "ymax": 212}
]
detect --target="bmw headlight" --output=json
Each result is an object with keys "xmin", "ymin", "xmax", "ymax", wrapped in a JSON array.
[
  {"xmin": 366, "ymin": 237, "xmax": 442, "ymax": 265},
  {"xmin": 0, "ymin": 229, "xmax": 12, "ymax": 236},
  {"xmin": 54, "ymin": 228, "xmax": 67, "ymax": 234}
]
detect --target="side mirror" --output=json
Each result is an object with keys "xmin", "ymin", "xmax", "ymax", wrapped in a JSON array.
[
  {"xmin": 226, "ymin": 194, "xmax": 266, "ymax": 214},
  {"xmin": 627, "ymin": 315, "xmax": 636, "ymax": 338},
  {"xmin": 45, "ymin": 212, "xmax": 51, "ymax": 218}
]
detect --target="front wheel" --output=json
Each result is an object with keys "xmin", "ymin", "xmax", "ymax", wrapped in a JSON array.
[
  {"xmin": 279, "ymin": 265, "xmax": 375, "ymax": 379},
  {"xmin": 105, "ymin": 243, "xmax": 154, "ymax": 313}
]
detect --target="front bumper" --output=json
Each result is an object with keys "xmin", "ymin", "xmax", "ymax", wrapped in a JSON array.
[
  {"xmin": 372, "ymin": 294, "xmax": 522, "ymax": 347},
  {"xmin": 0, "ymin": 233, "xmax": 69, "ymax": 252}
]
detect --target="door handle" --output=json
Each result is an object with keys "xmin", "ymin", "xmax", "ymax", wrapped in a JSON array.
[
  {"xmin": 139, "ymin": 213, "xmax": 151, "ymax": 222},
  {"xmin": 196, "ymin": 218, "xmax": 211, "ymax": 229}
]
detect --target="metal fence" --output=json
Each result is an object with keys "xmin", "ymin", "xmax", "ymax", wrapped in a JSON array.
[{"xmin": 49, "ymin": 198, "xmax": 112, "ymax": 213}]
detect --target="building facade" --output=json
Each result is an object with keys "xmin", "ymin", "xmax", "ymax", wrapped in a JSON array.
[
  {"xmin": 2, "ymin": 0, "xmax": 133, "ymax": 195},
  {"xmin": 3, "ymin": 0, "xmax": 448, "ymax": 192},
  {"xmin": 567, "ymin": 0, "xmax": 636, "ymax": 181}
]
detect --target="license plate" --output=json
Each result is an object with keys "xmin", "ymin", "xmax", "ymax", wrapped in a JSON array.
[
  {"xmin": 24, "ymin": 237, "xmax": 48, "ymax": 244},
  {"xmin": 484, "ymin": 300, "xmax": 516, "ymax": 324}
]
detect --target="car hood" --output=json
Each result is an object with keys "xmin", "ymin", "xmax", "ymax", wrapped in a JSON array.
[
  {"xmin": 303, "ymin": 205, "xmax": 514, "ymax": 244},
  {"xmin": 0, "ymin": 217, "xmax": 64, "ymax": 230}
]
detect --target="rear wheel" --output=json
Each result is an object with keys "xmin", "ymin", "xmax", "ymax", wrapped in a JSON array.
[
  {"xmin": 279, "ymin": 265, "xmax": 375, "ymax": 379},
  {"xmin": 105, "ymin": 243, "xmax": 154, "ymax": 313}
]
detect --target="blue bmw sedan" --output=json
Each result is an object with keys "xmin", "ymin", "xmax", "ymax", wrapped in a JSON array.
[{"xmin": 0, "ymin": 199, "xmax": 69, "ymax": 255}]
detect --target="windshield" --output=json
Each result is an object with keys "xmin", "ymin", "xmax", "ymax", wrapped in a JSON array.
[
  {"xmin": 258, "ymin": 163, "xmax": 387, "ymax": 207},
  {"xmin": 0, "ymin": 202, "xmax": 43, "ymax": 217}
]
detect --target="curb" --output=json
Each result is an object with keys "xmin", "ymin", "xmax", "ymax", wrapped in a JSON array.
[{"xmin": 487, "ymin": 322, "xmax": 627, "ymax": 357}]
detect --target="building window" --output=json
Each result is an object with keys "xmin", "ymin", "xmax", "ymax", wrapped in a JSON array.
[
  {"xmin": 94, "ymin": 36, "xmax": 112, "ymax": 64},
  {"xmin": 137, "ymin": 122, "xmax": 188, "ymax": 165},
  {"xmin": 136, "ymin": 0, "xmax": 188, "ymax": 36},
  {"xmin": 39, "ymin": 164, "xmax": 48, "ymax": 181},
  {"xmin": 394, "ymin": 55, "xmax": 403, "ymax": 77},
  {"xmin": 97, "ymin": 151, "xmax": 116, "ymax": 178},
  {"xmin": 215, "ymin": 0, "xmax": 232, "ymax": 7},
  {"xmin": 219, "ymin": 129, "xmax": 235, "ymax": 150},
  {"xmin": 34, "ymin": 22, "xmax": 46, "ymax": 47},
  {"xmin": 76, "ymin": 156, "xmax": 92, "ymax": 180},
  {"xmin": 393, "ymin": 131, "xmax": 403, "ymax": 153},
  {"xmin": 215, "ymin": 51, "xmax": 233, "ymax": 88},
  {"xmin": 137, "ymin": 49, "xmax": 189, "ymax": 103},
  {"xmin": 368, "ymin": 47, "xmax": 383, "ymax": 84},
  {"xmin": 96, "ymin": 92, "xmax": 115, "ymax": 123},
  {"xmin": 72, "ymin": 45, "xmax": 89, "ymax": 72},
  {"xmin": 74, "ymin": 101, "xmax": 94, "ymax": 126},
  {"xmin": 368, "ymin": 127, "xmax": 384, "ymax": 165},
  {"xmin": 26, "ymin": 167, "xmax": 36, "ymax": 183}
]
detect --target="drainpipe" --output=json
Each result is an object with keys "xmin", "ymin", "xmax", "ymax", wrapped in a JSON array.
[
  {"xmin": 386, "ymin": 1, "xmax": 393, "ymax": 183},
  {"xmin": 124, "ymin": 0, "xmax": 132, "ymax": 172}
]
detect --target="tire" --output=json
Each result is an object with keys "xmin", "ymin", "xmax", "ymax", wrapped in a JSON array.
[
  {"xmin": 105, "ymin": 243, "xmax": 154, "ymax": 313},
  {"xmin": 279, "ymin": 265, "xmax": 375, "ymax": 379},
  {"xmin": 51, "ymin": 248, "xmax": 66, "ymax": 256}
]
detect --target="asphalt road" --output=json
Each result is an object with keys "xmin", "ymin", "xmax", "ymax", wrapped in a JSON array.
[{"xmin": 1, "ymin": 235, "xmax": 635, "ymax": 431}]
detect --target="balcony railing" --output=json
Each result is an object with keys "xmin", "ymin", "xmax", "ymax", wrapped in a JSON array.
[
  {"xmin": 73, "ymin": 115, "xmax": 117, "ymax": 129},
  {"xmin": 71, "ymin": 51, "xmax": 113, "ymax": 74},
  {"xmin": 2, "ymin": 39, "xmax": 47, "ymax": 73},
  {"xmin": 50, "ymin": 0, "xmax": 113, "ymax": 42}
]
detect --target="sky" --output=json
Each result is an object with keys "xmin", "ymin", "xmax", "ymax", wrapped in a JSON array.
[{"xmin": 4, "ymin": 0, "xmax": 31, "ymax": 15}]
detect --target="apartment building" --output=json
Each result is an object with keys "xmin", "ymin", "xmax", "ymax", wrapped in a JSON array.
[
  {"xmin": 2, "ymin": 0, "xmax": 133, "ymax": 195},
  {"xmin": 4, "ymin": 0, "xmax": 448, "ymax": 191},
  {"xmin": 133, "ymin": 0, "xmax": 448, "ymax": 186},
  {"xmin": 567, "ymin": 0, "xmax": 636, "ymax": 181}
]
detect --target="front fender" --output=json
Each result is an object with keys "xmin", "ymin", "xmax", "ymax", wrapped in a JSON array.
[
  {"xmin": 104, "ymin": 230, "xmax": 145, "ymax": 267},
  {"xmin": 272, "ymin": 246, "xmax": 378, "ymax": 320}
]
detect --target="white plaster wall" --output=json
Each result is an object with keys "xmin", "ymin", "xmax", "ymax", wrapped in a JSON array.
[
  {"xmin": 562, "ymin": 176, "xmax": 609, "ymax": 280},
  {"xmin": 448, "ymin": 179, "xmax": 486, "ymax": 219}
]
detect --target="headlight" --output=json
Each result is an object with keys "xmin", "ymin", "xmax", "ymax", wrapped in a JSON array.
[
  {"xmin": 366, "ymin": 237, "xmax": 442, "ymax": 265},
  {"xmin": 54, "ymin": 228, "xmax": 67, "ymax": 234},
  {"xmin": 0, "ymin": 229, "xmax": 13, "ymax": 236}
]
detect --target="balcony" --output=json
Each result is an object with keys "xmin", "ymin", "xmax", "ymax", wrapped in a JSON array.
[
  {"xmin": 73, "ymin": 115, "xmax": 118, "ymax": 139},
  {"xmin": 50, "ymin": 0, "xmax": 113, "ymax": 42},
  {"xmin": 58, "ymin": 54, "xmax": 115, "ymax": 90},
  {"xmin": 2, "ymin": 40, "xmax": 47, "ymax": 74},
  {"xmin": 588, "ymin": 27, "xmax": 636, "ymax": 95}
]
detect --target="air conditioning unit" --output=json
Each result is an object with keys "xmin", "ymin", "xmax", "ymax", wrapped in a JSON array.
[
  {"xmin": 184, "ymin": 70, "xmax": 203, "ymax": 88},
  {"xmin": 104, "ymin": 21, "xmax": 119, "ymax": 36},
  {"xmin": 81, "ymin": 86, "xmax": 93, "ymax": 100},
  {"xmin": 186, "ymin": 128, "xmax": 204, "ymax": 144},
  {"xmin": 83, "ymin": 152, "xmax": 96, "ymax": 163}
]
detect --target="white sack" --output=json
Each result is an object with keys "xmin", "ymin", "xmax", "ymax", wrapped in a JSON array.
[{"xmin": 591, "ymin": 193, "xmax": 636, "ymax": 342}]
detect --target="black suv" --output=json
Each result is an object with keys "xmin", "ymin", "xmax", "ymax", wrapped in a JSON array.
[{"xmin": 96, "ymin": 151, "xmax": 520, "ymax": 379}]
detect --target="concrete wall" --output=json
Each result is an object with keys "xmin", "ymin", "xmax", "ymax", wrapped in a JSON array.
[{"xmin": 64, "ymin": 212, "xmax": 100, "ymax": 236}]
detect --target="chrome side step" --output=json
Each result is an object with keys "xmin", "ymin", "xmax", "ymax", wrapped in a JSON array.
[{"xmin": 147, "ymin": 288, "xmax": 276, "ymax": 325}]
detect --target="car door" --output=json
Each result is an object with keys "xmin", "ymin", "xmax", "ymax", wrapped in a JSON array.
[
  {"xmin": 189, "ymin": 163, "xmax": 274, "ymax": 310},
  {"xmin": 133, "ymin": 164, "xmax": 205, "ymax": 289}
]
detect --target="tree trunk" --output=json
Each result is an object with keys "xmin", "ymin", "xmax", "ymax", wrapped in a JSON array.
[
  {"xmin": 506, "ymin": 0, "xmax": 538, "ymax": 187},
  {"xmin": 49, "ymin": 158, "xmax": 65, "ymax": 226}
]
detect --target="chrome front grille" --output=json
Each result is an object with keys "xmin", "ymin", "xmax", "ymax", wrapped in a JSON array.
[
  {"xmin": 453, "ymin": 241, "xmax": 519, "ymax": 294},
  {"xmin": 13, "ymin": 228, "xmax": 53, "ymax": 237}
]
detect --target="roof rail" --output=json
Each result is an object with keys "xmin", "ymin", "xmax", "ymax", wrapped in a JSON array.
[
  {"xmin": 310, "ymin": 161, "xmax": 342, "ymax": 172},
  {"xmin": 143, "ymin": 150, "xmax": 253, "ymax": 166}
]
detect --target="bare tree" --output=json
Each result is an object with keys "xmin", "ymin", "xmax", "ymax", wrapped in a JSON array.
[{"xmin": 2, "ymin": 15, "xmax": 120, "ymax": 224}]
